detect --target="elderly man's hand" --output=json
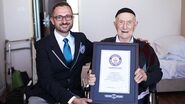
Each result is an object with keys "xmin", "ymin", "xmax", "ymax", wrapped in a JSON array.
[{"xmin": 134, "ymin": 68, "xmax": 147, "ymax": 83}]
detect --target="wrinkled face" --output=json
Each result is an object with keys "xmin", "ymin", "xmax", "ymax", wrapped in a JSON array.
[
  {"xmin": 114, "ymin": 12, "xmax": 137, "ymax": 42},
  {"xmin": 50, "ymin": 6, "xmax": 73, "ymax": 36}
]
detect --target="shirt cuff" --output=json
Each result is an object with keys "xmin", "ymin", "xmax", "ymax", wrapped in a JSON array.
[{"xmin": 68, "ymin": 96, "xmax": 77, "ymax": 104}]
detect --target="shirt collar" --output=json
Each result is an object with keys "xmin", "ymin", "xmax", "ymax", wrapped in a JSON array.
[
  {"xmin": 54, "ymin": 29, "xmax": 73, "ymax": 43},
  {"xmin": 116, "ymin": 35, "xmax": 134, "ymax": 43}
]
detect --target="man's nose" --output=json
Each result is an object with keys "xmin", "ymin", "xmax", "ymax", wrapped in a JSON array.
[
  {"xmin": 61, "ymin": 18, "xmax": 67, "ymax": 23},
  {"xmin": 123, "ymin": 22, "xmax": 127, "ymax": 29}
]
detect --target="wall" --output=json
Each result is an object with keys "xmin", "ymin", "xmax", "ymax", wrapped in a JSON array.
[
  {"xmin": 0, "ymin": 0, "xmax": 6, "ymax": 95},
  {"xmin": 0, "ymin": 0, "xmax": 34, "ymax": 93},
  {"xmin": 3, "ymin": 0, "xmax": 33, "ymax": 40},
  {"xmin": 79, "ymin": 0, "xmax": 181, "ymax": 42},
  {"xmin": 182, "ymin": 0, "xmax": 185, "ymax": 36}
]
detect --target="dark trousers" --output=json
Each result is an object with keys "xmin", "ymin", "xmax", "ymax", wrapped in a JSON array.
[{"xmin": 138, "ymin": 95, "xmax": 149, "ymax": 104}]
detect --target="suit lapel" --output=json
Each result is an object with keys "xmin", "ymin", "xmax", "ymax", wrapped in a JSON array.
[
  {"xmin": 49, "ymin": 33, "xmax": 69, "ymax": 67},
  {"xmin": 70, "ymin": 32, "xmax": 81, "ymax": 67},
  {"xmin": 113, "ymin": 37, "xmax": 116, "ymax": 42},
  {"xmin": 111, "ymin": 37, "xmax": 116, "ymax": 42},
  {"xmin": 49, "ymin": 32, "xmax": 83, "ymax": 69}
]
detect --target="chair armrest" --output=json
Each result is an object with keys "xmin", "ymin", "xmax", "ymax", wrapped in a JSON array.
[{"xmin": 81, "ymin": 63, "xmax": 91, "ymax": 98}]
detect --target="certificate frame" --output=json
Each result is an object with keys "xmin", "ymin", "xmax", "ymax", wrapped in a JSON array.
[{"xmin": 90, "ymin": 42, "xmax": 139, "ymax": 104}]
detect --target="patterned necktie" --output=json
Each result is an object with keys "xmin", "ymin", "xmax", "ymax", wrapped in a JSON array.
[{"xmin": 63, "ymin": 38, "xmax": 72, "ymax": 63}]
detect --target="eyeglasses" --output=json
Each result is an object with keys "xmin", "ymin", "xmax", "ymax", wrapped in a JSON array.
[{"xmin": 53, "ymin": 15, "xmax": 73, "ymax": 21}]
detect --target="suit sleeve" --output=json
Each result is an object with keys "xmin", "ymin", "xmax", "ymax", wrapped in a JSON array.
[{"xmin": 142, "ymin": 43, "xmax": 163, "ymax": 86}]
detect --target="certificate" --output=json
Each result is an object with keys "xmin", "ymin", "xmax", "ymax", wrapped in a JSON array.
[
  {"xmin": 99, "ymin": 50, "xmax": 130, "ymax": 94},
  {"xmin": 90, "ymin": 42, "xmax": 138, "ymax": 104}
]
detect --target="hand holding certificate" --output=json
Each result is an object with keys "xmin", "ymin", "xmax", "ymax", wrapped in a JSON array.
[{"xmin": 90, "ymin": 42, "xmax": 138, "ymax": 104}]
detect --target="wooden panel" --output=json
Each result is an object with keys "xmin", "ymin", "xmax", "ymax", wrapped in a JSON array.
[
  {"xmin": 158, "ymin": 92, "xmax": 185, "ymax": 104},
  {"xmin": 157, "ymin": 78, "xmax": 185, "ymax": 92}
]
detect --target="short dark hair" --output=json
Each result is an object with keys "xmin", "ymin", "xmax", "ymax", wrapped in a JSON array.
[
  {"xmin": 115, "ymin": 8, "xmax": 136, "ymax": 17},
  {"xmin": 51, "ymin": 2, "xmax": 73, "ymax": 16}
]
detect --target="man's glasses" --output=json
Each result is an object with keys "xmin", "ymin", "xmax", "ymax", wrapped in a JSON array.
[{"xmin": 53, "ymin": 15, "xmax": 73, "ymax": 21}]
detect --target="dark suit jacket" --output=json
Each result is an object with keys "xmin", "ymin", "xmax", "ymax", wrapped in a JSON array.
[
  {"xmin": 101, "ymin": 37, "xmax": 163, "ymax": 94},
  {"xmin": 31, "ymin": 31, "xmax": 93, "ymax": 104}
]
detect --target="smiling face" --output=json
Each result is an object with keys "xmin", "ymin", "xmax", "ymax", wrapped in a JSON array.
[
  {"xmin": 50, "ymin": 6, "xmax": 73, "ymax": 37},
  {"xmin": 114, "ymin": 12, "xmax": 138, "ymax": 42}
]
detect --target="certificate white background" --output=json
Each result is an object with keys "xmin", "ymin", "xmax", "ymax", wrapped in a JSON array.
[{"xmin": 99, "ymin": 50, "xmax": 131, "ymax": 94}]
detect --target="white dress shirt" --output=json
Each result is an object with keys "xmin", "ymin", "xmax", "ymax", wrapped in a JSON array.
[{"xmin": 54, "ymin": 29, "xmax": 75, "ymax": 60}]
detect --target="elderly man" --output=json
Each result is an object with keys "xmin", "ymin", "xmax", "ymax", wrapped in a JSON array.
[{"xmin": 101, "ymin": 8, "xmax": 163, "ymax": 104}]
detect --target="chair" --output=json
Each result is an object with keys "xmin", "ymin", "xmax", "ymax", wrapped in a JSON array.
[{"xmin": 148, "ymin": 84, "xmax": 158, "ymax": 104}]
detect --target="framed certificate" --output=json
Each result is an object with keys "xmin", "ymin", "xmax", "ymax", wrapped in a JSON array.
[{"xmin": 90, "ymin": 42, "xmax": 139, "ymax": 104}]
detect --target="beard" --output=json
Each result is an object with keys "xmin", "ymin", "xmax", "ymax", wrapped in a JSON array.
[{"xmin": 56, "ymin": 22, "xmax": 73, "ymax": 34}]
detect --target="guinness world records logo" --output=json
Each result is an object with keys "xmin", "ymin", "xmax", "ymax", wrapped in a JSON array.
[{"xmin": 109, "ymin": 54, "xmax": 122, "ymax": 66}]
